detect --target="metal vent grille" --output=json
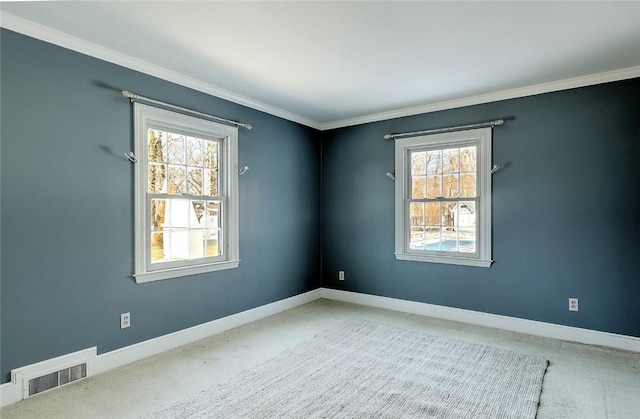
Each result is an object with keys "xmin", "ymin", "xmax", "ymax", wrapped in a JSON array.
[{"xmin": 28, "ymin": 363, "xmax": 87, "ymax": 396}]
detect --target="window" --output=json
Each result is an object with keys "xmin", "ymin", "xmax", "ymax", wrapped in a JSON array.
[
  {"xmin": 133, "ymin": 103, "xmax": 239, "ymax": 283},
  {"xmin": 394, "ymin": 127, "xmax": 492, "ymax": 267}
]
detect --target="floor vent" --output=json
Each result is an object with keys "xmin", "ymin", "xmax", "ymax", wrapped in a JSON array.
[{"xmin": 28, "ymin": 363, "xmax": 87, "ymax": 396}]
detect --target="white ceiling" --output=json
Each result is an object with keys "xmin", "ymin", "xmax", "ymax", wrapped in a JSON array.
[{"xmin": 2, "ymin": 1, "xmax": 640, "ymax": 129}]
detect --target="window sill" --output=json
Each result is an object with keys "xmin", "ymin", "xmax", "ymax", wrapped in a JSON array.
[
  {"xmin": 395, "ymin": 253, "xmax": 492, "ymax": 268},
  {"xmin": 134, "ymin": 259, "xmax": 240, "ymax": 283}
]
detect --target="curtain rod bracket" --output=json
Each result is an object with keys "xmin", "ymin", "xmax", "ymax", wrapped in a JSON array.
[
  {"xmin": 124, "ymin": 151, "xmax": 137, "ymax": 163},
  {"xmin": 122, "ymin": 90, "xmax": 138, "ymax": 101}
]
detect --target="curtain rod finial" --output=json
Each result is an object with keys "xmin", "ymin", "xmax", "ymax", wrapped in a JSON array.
[{"xmin": 384, "ymin": 134, "xmax": 394, "ymax": 140}]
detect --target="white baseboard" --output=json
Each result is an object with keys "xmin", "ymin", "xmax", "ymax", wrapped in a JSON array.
[
  {"xmin": 320, "ymin": 288, "xmax": 640, "ymax": 353},
  {"xmin": 93, "ymin": 289, "xmax": 320, "ymax": 376},
  {"xmin": 0, "ymin": 289, "xmax": 321, "ymax": 408},
  {"xmin": 3, "ymin": 287, "xmax": 637, "ymax": 408}
]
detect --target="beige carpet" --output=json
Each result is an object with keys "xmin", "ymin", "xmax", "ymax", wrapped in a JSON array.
[{"xmin": 148, "ymin": 319, "xmax": 548, "ymax": 418}]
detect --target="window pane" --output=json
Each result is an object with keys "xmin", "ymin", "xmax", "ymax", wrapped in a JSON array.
[
  {"xmin": 187, "ymin": 137, "xmax": 203, "ymax": 166},
  {"xmin": 442, "ymin": 230, "xmax": 458, "ymax": 251},
  {"xmin": 426, "ymin": 228, "xmax": 441, "ymax": 250},
  {"xmin": 409, "ymin": 226, "xmax": 425, "ymax": 250},
  {"xmin": 187, "ymin": 168, "xmax": 203, "ymax": 195},
  {"xmin": 204, "ymin": 140, "xmax": 218, "ymax": 169},
  {"xmin": 166, "ymin": 132, "xmax": 185, "ymax": 164},
  {"xmin": 206, "ymin": 229, "xmax": 221, "ymax": 257},
  {"xmin": 168, "ymin": 165, "xmax": 186, "ymax": 194},
  {"xmin": 457, "ymin": 201, "xmax": 476, "ymax": 227},
  {"xmin": 169, "ymin": 230, "xmax": 189, "ymax": 260},
  {"xmin": 206, "ymin": 201, "xmax": 221, "ymax": 228},
  {"xmin": 411, "ymin": 151, "xmax": 426, "ymax": 176},
  {"xmin": 427, "ymin": 150, "xmax": 442, "ymax": 174},
  {"xmin": 148, "ymin": 163, "xmax": 167, "ymax": 193},
  {"xmin": 426, "ymin": 176, "xmax": 441, "ymax": 198},
  {"xmin": 204, "ymin": 169, "xmax": 218, "ymax": 196},
  {"xmin": 411, "ymin": 176, "xmax": 426, "ymax": 199},
  {"xmin": 148, "ymin": 129, "xmax": 165, "ymax": 162},
  {"xmin": 189, "ymin": 230, "xmax": 205, "ymax": 259},
  {"xmin": 426, "ymin": 203, "xmax": 440, "ymax": 226},
  {"xmin": 151, "ymin": 232, "xmax": 164, "ymax": 262},
  {"xmin": 442, "ymin": 174, "xmax": 459, "ymax": 198},
  {"xmin": 460, "ymin": 174, "xmax": 476, "ymax": 198},
  {"xmin": 150, "ymin": 199, "xmax": 167, "ymax": 231},
  {"xmin": 207, "ymin": 202, "xmax": 223, "ymax": 257},
  {"xmin": 442, "ymin": 202, "xmax": 456, "ymax": 227},
  {"xmin": 459, "ymin": 228, "xmax": 476, "ymax": 253},
  {"xmin": 167, "ymin": 199, "xmax": 189, "ymax": 228},
  {"xmin": 190, "ymin": 201, "xmax": 205, "ymax": 227},
  {"xmin": 443, "ymin": 148, "xmax": 459, "ymax": 173},
  {"xmin": 410, "ymin": 202, "xmax": 425, "ymax": 226},
  {"xmin": 460, "ymin": 146, "xmax": 477, "ymax": 172}
]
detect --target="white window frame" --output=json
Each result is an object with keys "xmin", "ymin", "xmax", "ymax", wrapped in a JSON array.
[
  {"xmin": 394, "ymin": 127, "xmax": 492, "ymax": 268},
  {"xmin": 133, "ymin": 103, "xmax": 240, "ymax": 283}
]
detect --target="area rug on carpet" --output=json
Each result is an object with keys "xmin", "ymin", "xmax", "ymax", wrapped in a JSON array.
[{"xmin": 147, "ymin": 319, "xmax": 548, "ymax": 418}]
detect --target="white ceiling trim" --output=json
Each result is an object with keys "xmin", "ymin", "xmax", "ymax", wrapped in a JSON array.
[
  {"xmin": 2, "ymin": 11, "xmax": 639, "ymax": 132},
  {"xmin": 0, "ymin": 11, "xmax": 321, "ymax": 130},
  {"xmin": 320, "ymin": 65, "xmax": 640, "ymax": 131}
]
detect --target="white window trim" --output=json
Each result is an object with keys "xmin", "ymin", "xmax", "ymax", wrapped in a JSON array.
[
  {"xmin": 133, "ymin": 103, "xmax": 240, "ymax": 283},
  {"xmin": 394, "ymin": 127, "xmax": 493, "ymax": 268}
]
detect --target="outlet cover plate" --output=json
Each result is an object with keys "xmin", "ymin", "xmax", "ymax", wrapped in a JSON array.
[
  {"xmin": 120, "ymin": 312, "xmax": 131, "ymax": 329},
  {"xmin": 569, "ymin": 298, "xmax": 579, "ymax": 312}
]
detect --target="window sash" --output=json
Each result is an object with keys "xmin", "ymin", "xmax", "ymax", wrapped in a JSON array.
[
  {"xmin": 145, "ymin": 195, "xmax": 227, "ymax": 272},
  {"xmin": 404, "ymin": 196, "xmax": 480, "ymax": 258}
]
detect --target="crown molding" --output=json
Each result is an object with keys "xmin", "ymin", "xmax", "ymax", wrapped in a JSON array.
[
  {"xmin": 2, "ymin": 11, "xmax": 638, "ymax": 132},
  {"xmin": 320, "ymin": 65, "xmax": 640, "ymax": 130},
  {"xmin": 0, "ymin": 11, "xmax": 322, "ymax": 130}
]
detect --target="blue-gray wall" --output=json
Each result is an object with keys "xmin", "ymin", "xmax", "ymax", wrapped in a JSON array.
[
  {"xmin": 0, "ymin": 29, "xmax": 321, "ymax": 383},
  {"xmin": 322, "ymin": 78, "xmax": 640, "ymax": 338}
]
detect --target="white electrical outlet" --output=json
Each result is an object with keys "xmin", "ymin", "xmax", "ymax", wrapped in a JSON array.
[
  {"xmin": 338, "ymin": 271, "xmax": 345, "ymax": 281},
  {"xmin": 568, "ymin": 298, "xmax": 579, "ymax": 312},
  {"xmin": 120, "ymin": 312, "xmax": 131, "ymax": 329}
]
